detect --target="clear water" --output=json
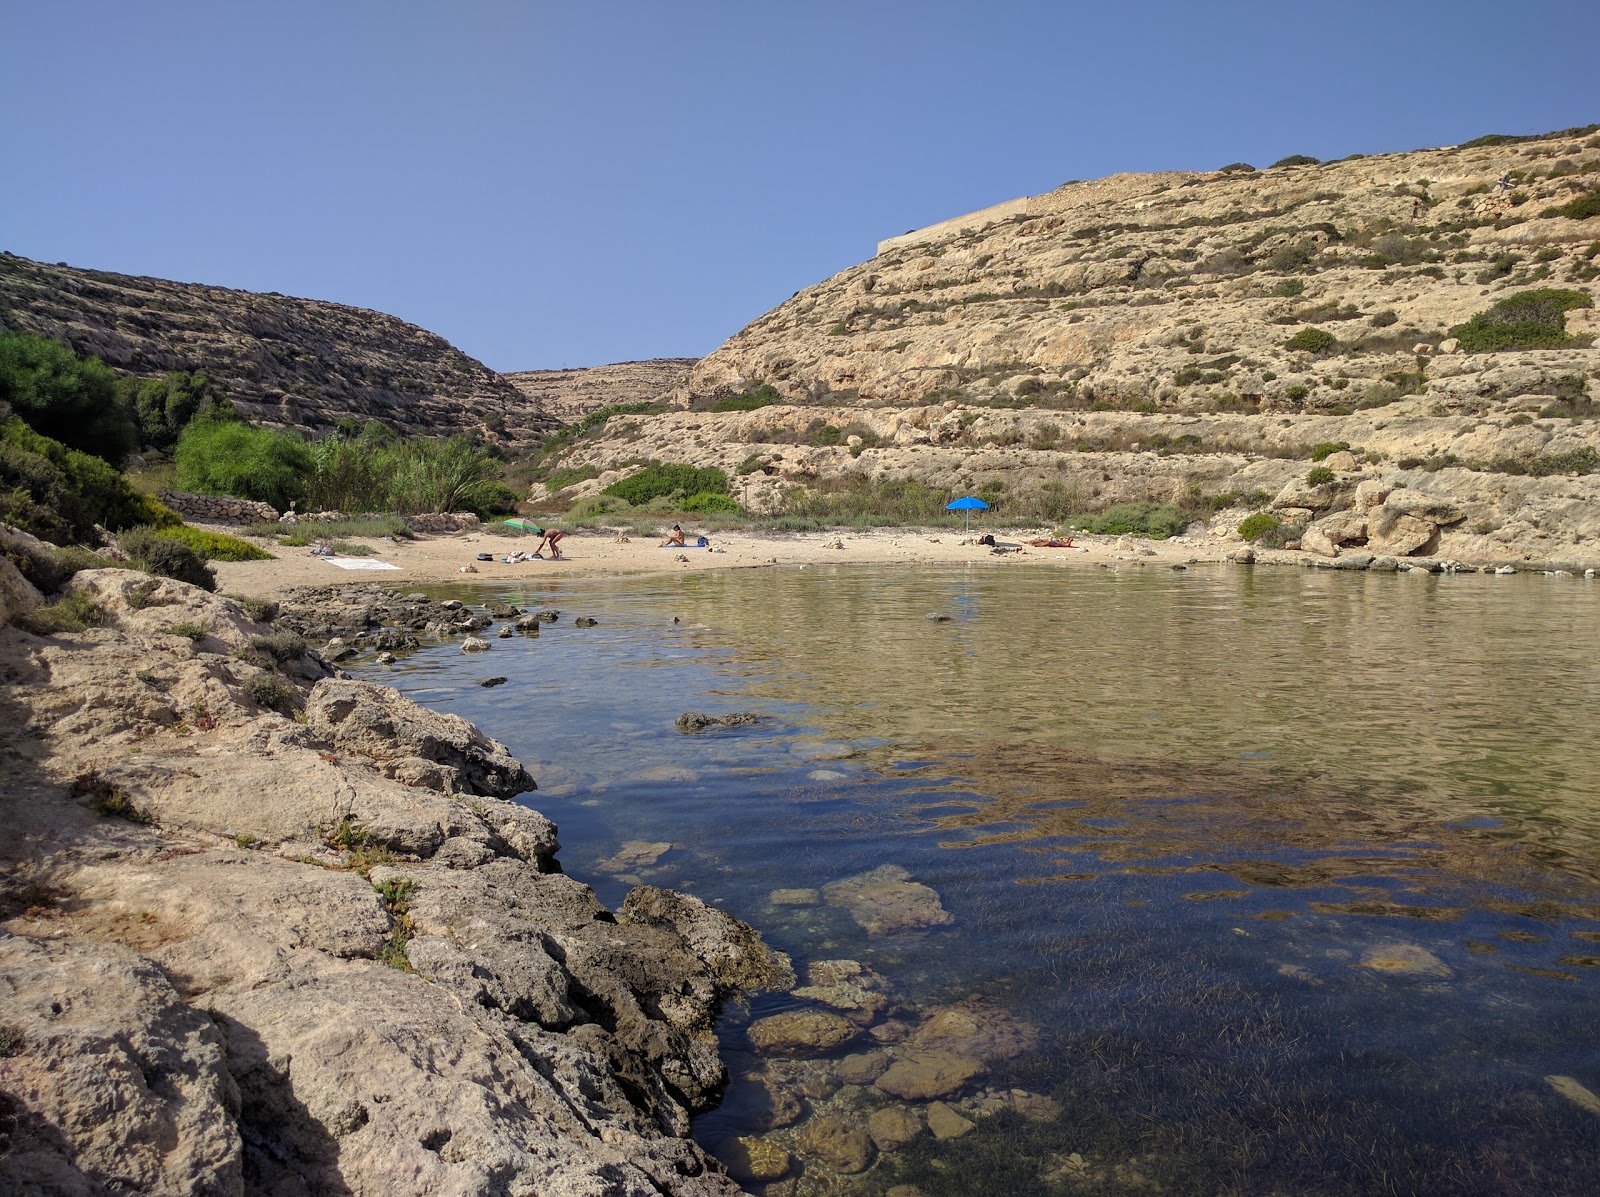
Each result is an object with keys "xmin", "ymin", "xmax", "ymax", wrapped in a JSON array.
[{"xmin": 364, "ymin": 564, "xmax": 1600, "ymax": 1196}]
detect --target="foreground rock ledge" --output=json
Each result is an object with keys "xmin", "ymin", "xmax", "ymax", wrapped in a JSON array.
[{"xmin": 0, "ymin": 558, "xmax": 792, "ymax": 1196}]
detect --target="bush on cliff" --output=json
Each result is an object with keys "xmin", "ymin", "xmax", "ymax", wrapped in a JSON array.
[
  {"xmin": 0, "ymin": 333, "xmax": 138, "ymax": 464},
  {"xmin": 1285, "ymin": 328, "xmax": 1339, "ymax": 355},
  {"xmin": 711, "ymin": 384, "xmax": 781, "ymax": 413},
  {"xmin": 175, "ymin": 417, "xmax": 312, "ymax": 509},
  {"xmin": 117, "ymin": 525, "xmax": 217, "ymax": 592},
  {"xmin": 1448, "ymin": 288, "xmax": 1594, "ymax": 352},
  {"xmin": 0, "ymin": 418, "xmax": 171, "ymax": 545},
  {"xmin": 1237, "ymin": 513, "xmax": 1281, "ymax": 542}
]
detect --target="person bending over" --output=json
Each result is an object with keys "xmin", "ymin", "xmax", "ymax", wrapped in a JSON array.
[{"xmin": 534, "ymin": 527, "xmax": 565, "ymax": 559}]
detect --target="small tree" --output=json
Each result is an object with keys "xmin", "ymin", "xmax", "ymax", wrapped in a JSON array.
[{"xmin": 0, "ymin": 334, "xmax": 137, "ymax": 464}]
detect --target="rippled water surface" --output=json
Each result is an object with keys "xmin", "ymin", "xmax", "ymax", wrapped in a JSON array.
[{"xmin": 367, "ymin": 563, "xmax": 1600, "ymax": 1196}]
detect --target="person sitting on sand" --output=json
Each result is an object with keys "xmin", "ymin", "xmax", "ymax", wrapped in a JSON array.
[
  {"xmin": 533, "ymin": 527, "xmax": 565, "ymax": 559},
  {"xmin": 661, "ymin": 523, "xmax": 685, "ymax": 547}
]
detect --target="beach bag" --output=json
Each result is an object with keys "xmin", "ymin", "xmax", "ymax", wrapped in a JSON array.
[{"xmin": 696, "ymin": 535, "xmax": 710, "ymax": 548}]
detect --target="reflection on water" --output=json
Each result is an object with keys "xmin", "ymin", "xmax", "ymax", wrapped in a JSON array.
[{"xmin": 367, "ymin": 564, "xmax": 1600, "ymax": 1196}]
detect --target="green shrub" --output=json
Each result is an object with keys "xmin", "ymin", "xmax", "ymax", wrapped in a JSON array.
[
  {"xmin": 168, "ymin": 622, "xmax": 209, "ymax": 641},
  {"xmin": 118, "ymin": 526, "xmax": 217, "ymax": 591},
  {"xmin": 602, "ymin": 463, "xmax": 730, "ymax": 506},
  {"xmin": 1069, "ymin": 502, "xmax": 1188, "ymax": 539},
  {"xmin": 0, "ymin": 333, "xmax": 137, "ymax": 464},
  {"xmin": 1368, "ymin": 310, "xmax": 1399, "ymax": 328},
  {"xmin": 174, "ymin": 417, "xmax": 313, "ymax": 509},
  {"xmin": 1270, "ymin": 154, "xmax": 1320, "ymax": 168},
  {"xmin": 328, "ymin": 540, "xmax": 374, "ymax": 555},
  {"xmin": 17, "ymin": 590, "xmax": 109, "ymax": 636},
  {"xmin": 542, "ymin": 465, "xmax": 598, "ymax": 492},
  {"xmin": 1556, "ymin": 189, "xmax": 1600, "ymax": 220},
  {"xmin": 679, "ymin": 492, "xmax": 741, "ymax": 514},
  {"xmin": 1306, "ymin": 466, "xmax": 1335, "ymax": 485},
  {"xmin": 1285, "ymin": 328, "xmax": 1339, "ymax": 354},
  {"xmin": 1285, "ymin": 384, "xmax": 1311, "ymax": 401},
  {"xmin": 463, "ymin": 480, "xmax": 521, "ymax": 518},
  {"xmin": 1310, "ymin": 441, "xmax": 1350, "ymax": 461},
  {"xmin": 159, "ymin": 525, "xmax": 271, "ymax": 562},
  {"xmin": 711, "ymin": 383, "xmax": 782, "ymax": 412},
  {"xmin": 116, "ymin": 371, "xmax": 232, "ymax": 451},
  {"xmin": 1270, "ymin": 278, "xmax": 1306, "ymax": 297},
  {"xmin": 1237, "ymin": 513, "xmax": 1281, "ymax": 542},
  {"xmin": 1218, "ymin": 162, "xmax": 1257, "ymax": 174},
  {"xmin": 735, "ymin": 454, "xmax": 768, "ymax": 476},
  {"xmin": 0, "ymin": 419, "xmax": 171, "ymax": 545},
  {"xmin": 1449, "ymin": 288, "xmax": 1594, "ymax": 351},
  {"xmin": 0, "ymin": 541, "xmax": 112, "ymax": 594}
]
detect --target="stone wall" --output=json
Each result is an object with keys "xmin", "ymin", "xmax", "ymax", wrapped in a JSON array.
[
  {"xmin": 159, "ymin": 491, "xmax": 278, "ymax": 525},
  {"xmin": 276, "ymin": 510, "xmax": 482, "ymax": 533}
]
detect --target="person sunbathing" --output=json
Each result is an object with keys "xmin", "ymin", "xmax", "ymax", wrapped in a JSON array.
[
  {"xmin": 660, "ymin": 524, "xmax": 685, "ymax": 547},
  {"xmin": 1023, "ymin": 536, "xmax": 1076, "ymax": 548}
]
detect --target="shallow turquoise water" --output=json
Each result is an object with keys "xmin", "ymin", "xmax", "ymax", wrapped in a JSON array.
[{"xmin": 366, "ymin": 563, "xmax": 1600, "ymax": 1196}]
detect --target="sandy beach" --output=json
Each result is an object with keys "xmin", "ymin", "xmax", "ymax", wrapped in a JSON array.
[{"xmin": 211, "ymin": 524, "xmax": 1235, "ymax": 598}]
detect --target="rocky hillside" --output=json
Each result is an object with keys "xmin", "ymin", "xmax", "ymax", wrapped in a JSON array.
[
  {"xmin": 0, "ymin": 253, "xmax": 560, "ymax": 447},
  {"xmin": 536, "ymin": 126, "xmax": 1600, "ymax": 565},
  {"xmin": 505, "ymin": 359, "xmax": 696, "ymax": 424}
]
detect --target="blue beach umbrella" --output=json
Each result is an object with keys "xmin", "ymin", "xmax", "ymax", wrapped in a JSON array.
[{"xmin": 946, "ymin": 495, "xmax": 989, "ymax": 533}]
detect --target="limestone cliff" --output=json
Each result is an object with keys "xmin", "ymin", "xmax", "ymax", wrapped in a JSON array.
[
  {"xmin": 505, "ymin": 359, "xmax": 696, "ymax": 424},
  {"xmin": 538, "ymin": 127, "xmax": 1600, "ymax": 564},
  {"xmin": 0, "ymin": 545, "xmax": 792, "ymax": 1195},
  {"xmin": 0, "ymin": 253, "xmax": 560, "ymax": 448}
]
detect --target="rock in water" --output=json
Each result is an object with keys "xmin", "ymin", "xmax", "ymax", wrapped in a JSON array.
[{"xmin": 821, "ymin": 864, "xmax": 954, "ymax": 935}]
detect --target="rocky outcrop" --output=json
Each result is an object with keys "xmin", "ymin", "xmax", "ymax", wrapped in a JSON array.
[
  {"xmin": 0, "ymin": 570, "xmax": 789, "ymax": 1195},
  {"xmin": 504, "ymin": 359, "xmax": 697, "ymax": 424},
  {"xmin": 0, "ymin": 253, "xmax": 561, "ymax": 448}
]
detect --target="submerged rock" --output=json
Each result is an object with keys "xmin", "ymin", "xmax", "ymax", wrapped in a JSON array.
[
  {"xmin": 1356, "ymin": 942, "xmax": 1452, "ymax": 979},
  {"xmin": 867, "ymin": 1104, "xmax": 924, "ymax": 1151},
  {"xmin": 718, "ymin": 1135, "xmax": 792, "ymax": 1184},
  {"xmin": 874, "ymin": 1049, "xmax": 984, "ymax": 1100},
  {"xmin": 799, "ymin": 1115, "xmax": 874, "ymax": 1174},
  {"xmin": 821, "ymin": 864, "xmax": 954, "ymax": 936},
  {"xmin": 926, "ymin": 1101, "xmax": 976, "ymax": 1140},
  {"xmin": 747, "ymin": 1011, "xmax": 861, "ymax": 1057}
]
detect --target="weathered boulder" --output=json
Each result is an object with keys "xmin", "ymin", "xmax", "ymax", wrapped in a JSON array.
[
  {"xmin": 1368, "ymin": 509, "xmax": 1439, "ymax": 556},
  {"xmin": 0, "ymin": 937, "xmax": 243, "ymax": 1196},
  {"xmin": 620, "ymin": 886, "xmax": 796, "ymax": 994},
  {"xmin": 0, "ymin": 551, "xmax": 42, "ymax": 625},
  {"xmin": 306, "ymin": 677, "xmax": 534, "ymax": 797}
]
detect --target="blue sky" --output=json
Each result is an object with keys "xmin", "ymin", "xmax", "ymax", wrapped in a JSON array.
[{"xmin": 2, "ymin": 1, "xmax": 1595, "ymax": 371}]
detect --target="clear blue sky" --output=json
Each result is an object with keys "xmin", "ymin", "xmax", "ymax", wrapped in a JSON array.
[{"xmin": 2, "ymin": 1, "xmax": 1595, "ymax": 371}]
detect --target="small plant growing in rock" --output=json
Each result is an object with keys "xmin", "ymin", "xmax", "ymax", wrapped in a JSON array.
[
  {"xmin": 169, "ymin": 622, "xmax": 209, "ymax": 641},
  {"xmin": 74, "ymin": 772, "xmax": 152, "ymax": 824},
  {"xmin": 1237, "ymin": 513, "xmax": 1281, "ymax": 542},
  {"xmin": 233, "ymin": 832, "xmax": 258, "ymax": 848},
  {"xmin": 0, "ymin": 1023, "xmax": 25, "ymax": 1058},
  {"xmin": 251, "ymin": 630, "xmax": 308, "ymax": 664},
  {"xmin": 1306, "ymin": 466, "xmax": 1335, "ymax": 486},
  {"xmin": 245, "ymin": 671, "xmax": 296, "ymax": 712},
  {"xmin": 1310, "ymin": 442, "xmax": 1350, "ymax": 461},
  {"xmin": 17, "ymin": 591, "xmax": 109, "ymax": 636}
]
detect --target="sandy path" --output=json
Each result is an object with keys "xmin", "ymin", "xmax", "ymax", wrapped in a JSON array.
[{"xmin": 211, "ymin": 525, "xmax": 1233, "ymax": 599}]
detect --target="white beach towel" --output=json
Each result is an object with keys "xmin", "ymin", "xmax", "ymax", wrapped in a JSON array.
[{"xmin": 324, "ymin": 558, "xmax": 401, "ymax": 571}]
